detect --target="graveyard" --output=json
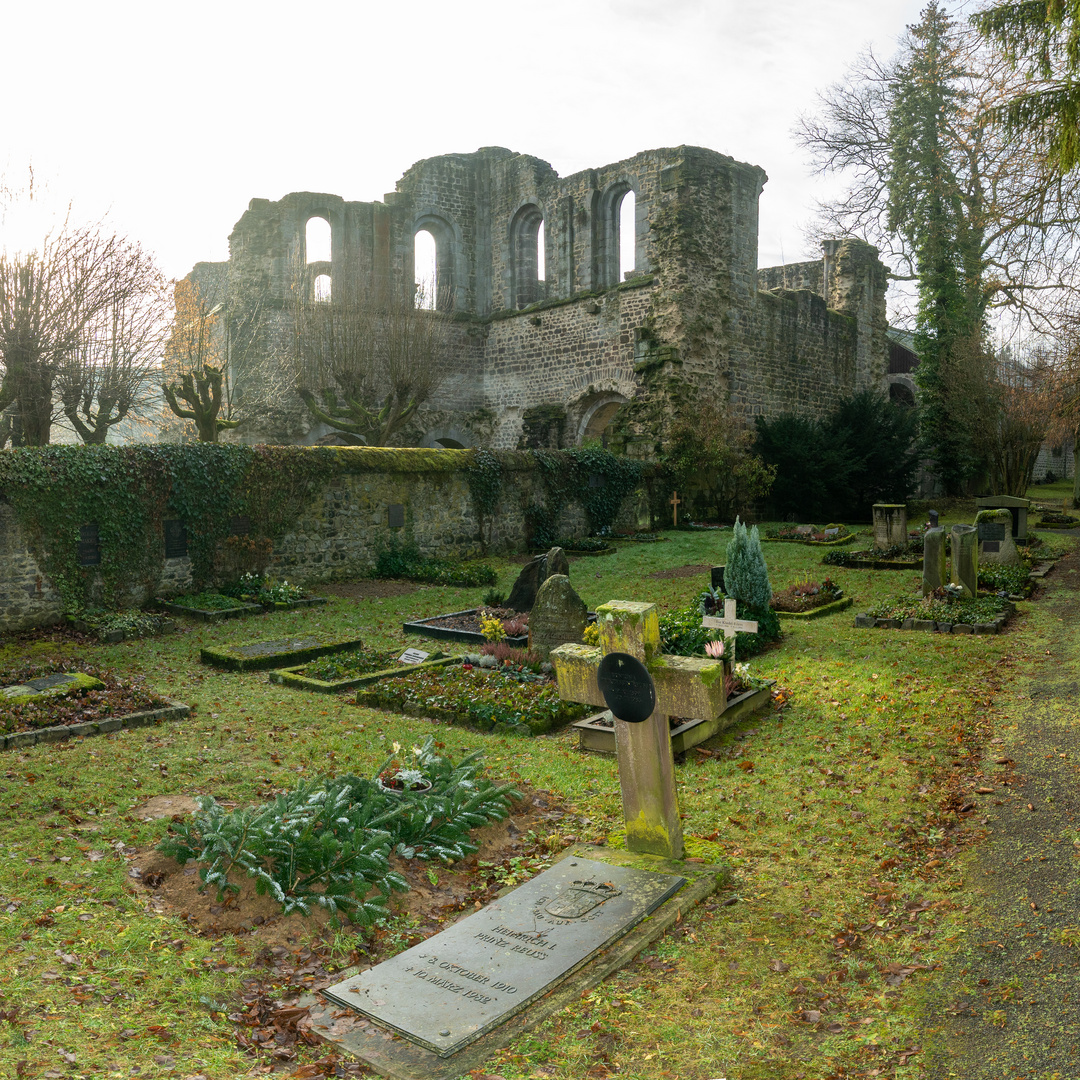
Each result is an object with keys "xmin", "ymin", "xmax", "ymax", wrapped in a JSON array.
[{"xmin": 0, "ymin": 506, "xmax": 1077, "ymax": 1080}]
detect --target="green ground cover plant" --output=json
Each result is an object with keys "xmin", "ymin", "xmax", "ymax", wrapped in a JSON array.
[
  {"xmin": 358, "ymin": 662, "xmax": 588, "ymax": 735},
  {"xmin": 374, "ymin": 536, "xmax": 497, "ymax": 586},
  {"xmin": 301, "ymin": 647, "xmax": 402, "ymax": 681},
  {"xmin": 157, "ymin": 738, "xmax": 518, "ymax": 919},
  {"xmin": 165, "ymin": 590, "xmax": 253, "ymax": 611},
  {"xmin": 866, "ymin": 592, "xmax": 1011, "ymax": 623},
  {"xmin": 0, "ymin": 511, "xmax": 1071, "ymax": 1078}
]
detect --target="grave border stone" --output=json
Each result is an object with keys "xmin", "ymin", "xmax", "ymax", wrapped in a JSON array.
[
  {"xmin": 269, "ymin": 654, "xmax": 457, "ymax": 694},
  {"xmin": 2, "ymin": 699, "xmax": 191, "ymax": 751},
  {"xmin": 403, "ymin": 609, "xmax": 529, "ymax": 648}
]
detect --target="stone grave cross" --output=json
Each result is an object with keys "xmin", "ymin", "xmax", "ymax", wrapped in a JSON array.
[
  {"xmin": 701, "ymin": 598, "xmax": 758, "ymax": 663},
  {"xmin": 552, "ymin": 601, "xmax": 731, "ymax": 861}
]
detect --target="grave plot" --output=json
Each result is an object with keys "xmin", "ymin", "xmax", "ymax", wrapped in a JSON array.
[
  {"xmin": 763, "ymin": 522, "xmax": 857, "ymax": 546},
  {"xmin": 160, "ymin": 583, "xmax": 327, "ymax": 622},
  {"xmin": 0, "ymin": 667, "xmax": 188, "ymax": 749},
  {"xmin": 404, "ymin": 607, "xmax": 529, "ymax": 648},
  {"xmin": 66, "ymin": 611, "xmax": 177, "ymax": 643},
  {"xmin": 770, "ymin": 575, "xmax": 853, "ymax": 620},
  {"xmin": 356, "ymin": 660, "xmax": 589, "ymax": 736},
  {"xmin": 529, "ymin": 536, "xmax": 617, "ymax": 556},
  {"xmin": 270, "ymin": 646, "xmax": 455, "ymax": 693},
  {"xmin": 201, "ymin": 632, "xmax": 364, "ymax": 672}
]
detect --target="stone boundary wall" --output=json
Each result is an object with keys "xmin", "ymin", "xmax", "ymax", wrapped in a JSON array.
[{"xmin": 0, "ymin": 449, "xmax": 617, "ymax": 632}]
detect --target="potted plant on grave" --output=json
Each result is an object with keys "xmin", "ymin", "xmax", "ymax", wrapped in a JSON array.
[{"xmin": 375, "ymin": 740, "xmax": 434, "ymax": 794}]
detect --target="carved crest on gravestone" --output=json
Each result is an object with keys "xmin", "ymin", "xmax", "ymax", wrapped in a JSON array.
[{"xmin": 543, "ymin": 880, "xmax": 622, "ymax": 920}]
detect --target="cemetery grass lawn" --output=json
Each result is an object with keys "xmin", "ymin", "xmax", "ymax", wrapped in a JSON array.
[{"xmin": 0, "ymin": 520, "xmax": 1071, "ymax": 1078}]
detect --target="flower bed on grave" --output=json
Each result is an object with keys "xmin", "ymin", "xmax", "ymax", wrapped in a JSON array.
[
  {"xmin": 822, "ymin": 540, "xmax": 923, "ymax": 570},
  {"xmin": 530, "ymin": 536, "xmax": 616, "ymax": 556},
  {"xmin": 270, "ymin": 648, "xmax": 455, "ymax": 693},
  {"xmin": 403, "ymin": 607, "xmax": 530, "ymax": 648},
  {"xmin": 770, "ymin": 577, "xmax": 853, "ymax": 619},
  {"xmin": 355, "ymin": 661, "xmax": 589, "ymax": 736},
  {"xmin": 763, "ymin": 523, "xmax": 857, "ymax": 546},
  {"xmin": 1036, "ymin": 511, "xmax": 1080, "ymax": 529},
  {"xmin": 160, "ymin": 579, "xmax": 327, "ymax": 622},
  {"xmin": 66, "ymin": 610, "xmax": 177, "ymax": 643},
  {"xmin": 0, "ymin": 660, "xmax": 187, "ymax": 748},
  {"xmin": 854, "ymin": 591, "xmax": 1013, "ymax": 634}
]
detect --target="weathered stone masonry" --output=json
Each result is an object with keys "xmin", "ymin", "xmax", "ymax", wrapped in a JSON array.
[{"xmin": 208, "ymin": 145, "xmax": 890, "ymax": 451}]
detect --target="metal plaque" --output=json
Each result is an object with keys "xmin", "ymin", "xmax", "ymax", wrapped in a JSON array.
[
  {"xmin": 978, "ymin": 522, "xmax": 1007, "ymax": 543},
  {"xmin": 321, "ymin": 856, "xmax": 684, "ymax": 1057},
  {"xmin": 388, "ymin": 504, "xmax": 406, "ymax": 528},
  {"xmin": 163, "ymin": 519, "xmax": 188, "ymax": 559},
  {"xmin": 596, "ymin": 652, "xmax": 656, "ymax": 724},
  {"xmin": 229, "ymin": 514, "xmax": 251, "ymax": 537},
  {"xmin": 982, "ymin": 541, "xmax": 1001, "ymax": 553},
  {"xmin": 77, "ymin": 523, "xmax": 100, "ymax": 567}
]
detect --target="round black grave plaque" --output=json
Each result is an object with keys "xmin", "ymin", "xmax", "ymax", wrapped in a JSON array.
[{"xmin": 596, "ymin": 652, "xmax": 656, "ymax": 724}]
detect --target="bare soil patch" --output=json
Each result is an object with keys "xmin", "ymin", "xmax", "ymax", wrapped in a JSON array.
[
  {"xmin": 312, "ymin": 580, "xmax": 419, "ymax": 600},
  {"xmin": 646, "ymin": 563, "xmax": 712, "ymax": 580}
]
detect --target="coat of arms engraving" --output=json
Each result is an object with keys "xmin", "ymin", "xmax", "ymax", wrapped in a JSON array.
[{"xmin": 544, "ymin": 879, "xmax": 622, "ymax": 920}]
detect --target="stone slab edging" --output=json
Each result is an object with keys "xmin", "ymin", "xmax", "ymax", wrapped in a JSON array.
[
  {"xmin": 573, "ymin": 682, "xmax": 775, "ymax": 756},
  {"xmin": 403, "ymin": 609, "xmax": 529, "ymax": 648},
  {"xmin": 297, "ymin": 843, "xmax": 726, "ymax": 1080},
  {"xmin": 1035, "ymin": 521, "xmax": 1079, "ymax": 530},
  {"xmin": 270, "ymin": 655, "xmax": 459, "ymax": 693},
  {"xmin": 765, "ymin": 533, "xmax": 858, "ymax": 547},
  {"xmin": 775, "ymin": 596, "xmax": 854, "ymax": 621},
  {"xmin": 2, "ymin": 699, "xmax": 190, "ymax": 751},
  {"xmin": 158, "ymin": 599, "xmax": 264, "ymax": 623},
  {"xmin": 201, "ymin": 634, "xmax": 365, "ymax": 672},
  {"xmin": 853, "ymin": 612, "xmax": 1010, "ymax": 635}
]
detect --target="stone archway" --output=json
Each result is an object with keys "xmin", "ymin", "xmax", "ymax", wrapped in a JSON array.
[{"xmin": 577, "ymin": 394, "xmax": 627, "ymax": 445}]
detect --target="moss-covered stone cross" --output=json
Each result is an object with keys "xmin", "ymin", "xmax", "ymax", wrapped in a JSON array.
[{"xmin": 551, "ymin": 600, "xmax": 728, "ymax": 860}]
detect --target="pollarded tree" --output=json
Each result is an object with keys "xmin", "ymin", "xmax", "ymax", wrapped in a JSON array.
[
  {"xmin": 162, "ymin": 270, "xmax": 287, "ymax": 443},
  {"xmin": 292, "ymin": 264, "xmax": 450, "ymax": 447},
  {"xmin": 53, "ymin": 239, "xmax": 169, "ymax": 443},
  {"xmin": 0, "ymin": 226, "xmax": 121, "ymax": 445}
]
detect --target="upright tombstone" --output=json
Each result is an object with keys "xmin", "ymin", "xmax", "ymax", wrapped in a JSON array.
[
  {"xmin": 950, "ymin": 524, "xmax": 979, "ymax": 598},
  {"xmin": 528, "ymin": 575, "xmax": 587, "ymax": 660},
  {"xmin": 506, "ymin": 546, "xmax": 571, "ymax": 612},
  {"xmin": 873, "ymin": 504, "xmax": 908, "ymax": 550},
  {"xmin": 975, "ymin": 508, "xmax": 1020, "ymax": 567},
  {"xmin": 922, "ymin": 526, "xmax": 947, "ymax": 596}
]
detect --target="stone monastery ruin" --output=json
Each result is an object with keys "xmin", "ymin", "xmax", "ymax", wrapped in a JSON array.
[{"xmin": 203, "ymin": 144, "xmax": 891, "ymax": 451}]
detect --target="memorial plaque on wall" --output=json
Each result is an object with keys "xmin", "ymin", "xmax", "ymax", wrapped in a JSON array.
[
  {"xmin": 229, "ymin": 515, "xmax": 251, "ymax": 537},
  {"xmin": 321, "ymin": 856, "xmax": 685, "ymax": 1057},
  {"xmin": 387, "ymin": 503, "xmax": 405, "ymax": 528},
  {"xmin": 77, "ymin": 524, "xmax": 101, "ymax": 567},
  {"xmin": 163, "ymin": 519, "xmax": 188, "ymax": 559}
]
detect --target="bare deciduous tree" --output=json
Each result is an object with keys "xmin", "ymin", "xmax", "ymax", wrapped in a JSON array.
[{"xmin": 292, "ymin": 262, "xmax": 450, "ymax": 447}]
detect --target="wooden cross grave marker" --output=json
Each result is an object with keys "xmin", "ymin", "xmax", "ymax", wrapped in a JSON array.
[
  {"xmin": 551, "ymin": 601, "xmax": 731, "ymax": 861},
  {"xmin": 701, "ymin": 598, "xmax": 758, "ymax": 664},
  {"xmin": 669, "ymin": 491, "xmax": 681, "ymax": 527}
]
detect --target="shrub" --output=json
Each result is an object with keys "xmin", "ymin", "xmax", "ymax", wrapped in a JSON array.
[
  {"xmin": 725, "ymin": 517, "xmax": 772, "ymax": 611},
  {"xmin": 754, "ymin": 391, "xmax": 919, "ymax": 520}
]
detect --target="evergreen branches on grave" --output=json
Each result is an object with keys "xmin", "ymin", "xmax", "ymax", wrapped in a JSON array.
[{"xmin": 157, "ymin": 738, "xmax": 519, "ymax": 921}]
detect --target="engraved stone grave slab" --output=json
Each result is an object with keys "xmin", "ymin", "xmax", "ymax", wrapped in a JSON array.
[{"xmin": 321, "ymin": 856, "xmax": 684, "ymax": 1057}]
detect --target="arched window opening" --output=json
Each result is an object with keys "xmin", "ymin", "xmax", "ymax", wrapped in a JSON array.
[
  {"xmin": 582, "ymin": 400, "xmax": 623, "ymax": 447},
  {"xmin": 435, "ymin": 437, "xmax": 466, "ymax": 449},
  {"xmin": 305, "ymin": 216, "xmax": 331, "ymax": 264},
  {"xmin": 313, "ymin": 274, "xmax": 332, "ymax": 302},
  {"xmin": 414, "ymin": 229, "xmax": 437, "ymax": 310},
  {"xmin": 889, "ymin": 382, "xmax": 916, "ymax": 408},
  {"xmin": 511, "ymin": 204, "xmax": 545, "ymax": 309},
  {"xmin": 618, "ymin": 190, "xmax": 636, "ymax": 280}
]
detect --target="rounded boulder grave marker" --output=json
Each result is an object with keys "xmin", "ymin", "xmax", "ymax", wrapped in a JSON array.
[{"xmin": 597, "ymin": 652, "xmax": 656, "ymax": 724}]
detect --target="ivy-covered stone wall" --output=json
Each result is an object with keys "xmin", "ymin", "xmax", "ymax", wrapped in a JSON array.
[{"xmin": 0, "ymin": 445, "xmax": 644, "ymax": 631}]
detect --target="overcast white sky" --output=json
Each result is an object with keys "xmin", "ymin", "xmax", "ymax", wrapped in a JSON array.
[{"xmin": 2, "ymin": 0, "xmax": 934, "ymax": 281}]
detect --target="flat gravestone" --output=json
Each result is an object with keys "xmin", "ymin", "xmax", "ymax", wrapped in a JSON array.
[
  {"xmin": 321, "ymin": 856, "xmax": 684, "ymax": 1058},
  {"xmin": 398, "ymin": 647, "xmax": 429, "ymax": 665},
  {"xmin": 1, "ymin": 673, "xmax": 106, "ymax": 703},
  {"xmin": 201, "ymin": 634, "xmax": 364, "ymax": 672}
]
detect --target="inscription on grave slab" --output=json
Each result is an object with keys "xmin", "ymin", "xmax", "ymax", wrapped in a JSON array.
[
  {"xmin": 978, "ymin": 522, "xmax": 1007, "ymax": 543},
  {"xmin": 321, "ymin": 856, "xmax": 684, "ymax": 1057},
  {"xmin": 398, "ymin": 648, "xmax": 429, "ymax": 665}
]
